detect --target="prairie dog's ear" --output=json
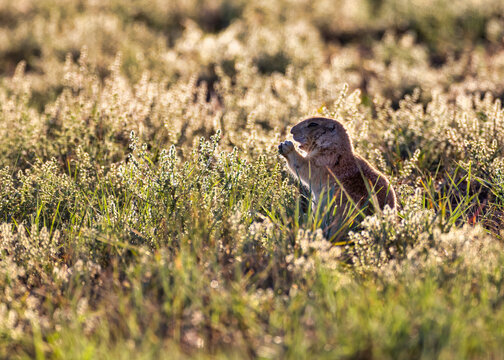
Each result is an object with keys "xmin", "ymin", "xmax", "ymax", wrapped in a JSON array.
[{"xmin": 315, "ymin": 125, "xmax": 341, "ymax": 148}]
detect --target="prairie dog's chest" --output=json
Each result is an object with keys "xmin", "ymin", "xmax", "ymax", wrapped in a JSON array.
[
  {"xmin": 310, "ymin": 180, "xmax": 340, "ymax": 206},
  {"xmin": 299, "ymin": 166, "xmax": 334, "ymax": 198}
]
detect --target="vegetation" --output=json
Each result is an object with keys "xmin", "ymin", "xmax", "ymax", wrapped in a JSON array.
[{"xmin": 1, "ymin": 0, "xmax": 504, "ymax": 358}]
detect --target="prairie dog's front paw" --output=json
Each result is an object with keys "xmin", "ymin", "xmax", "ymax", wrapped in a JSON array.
[{"xmin": 278, "ymin": 140, "xmax": 294, "ymax": 156}]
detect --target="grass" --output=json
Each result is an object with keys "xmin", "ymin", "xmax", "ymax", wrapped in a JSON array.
[{"xmin": 1, "ymin": 0, "xmax": 504, "ymax": 358}]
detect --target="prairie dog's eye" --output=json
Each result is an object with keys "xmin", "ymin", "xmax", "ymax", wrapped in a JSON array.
[{"xmin": 307, "ymin": 122, "xmax": 318, "ymax": 128}]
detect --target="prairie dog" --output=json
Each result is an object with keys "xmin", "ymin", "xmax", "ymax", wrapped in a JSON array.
[{"xmin": 278, "ymin": 117, "xmax": 396, "ymax": 217}]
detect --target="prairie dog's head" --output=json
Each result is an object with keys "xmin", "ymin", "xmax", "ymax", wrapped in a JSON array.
[{"xmin": 290, "ymin": 117, "xmax": 353, "ymax": 154}]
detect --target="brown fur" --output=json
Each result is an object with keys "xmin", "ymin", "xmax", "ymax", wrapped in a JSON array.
[{"xmin": 278, "ymin": 117, "xmax": 396, "ymax": 220}]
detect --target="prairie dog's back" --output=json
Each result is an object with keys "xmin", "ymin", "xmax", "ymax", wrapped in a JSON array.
[{"xmin": 344, "ymin": 155, "xmax": 396, "ymax": 210}]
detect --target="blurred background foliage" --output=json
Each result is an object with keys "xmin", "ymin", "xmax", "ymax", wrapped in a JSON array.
[{"xmin": 1, "ymin": 0, "xmax": 504, "ymax": 108}]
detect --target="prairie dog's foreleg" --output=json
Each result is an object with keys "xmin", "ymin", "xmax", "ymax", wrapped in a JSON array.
[{"xmin": 278, "ymin": 141, "xmax": 312, "ymax": 186}]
